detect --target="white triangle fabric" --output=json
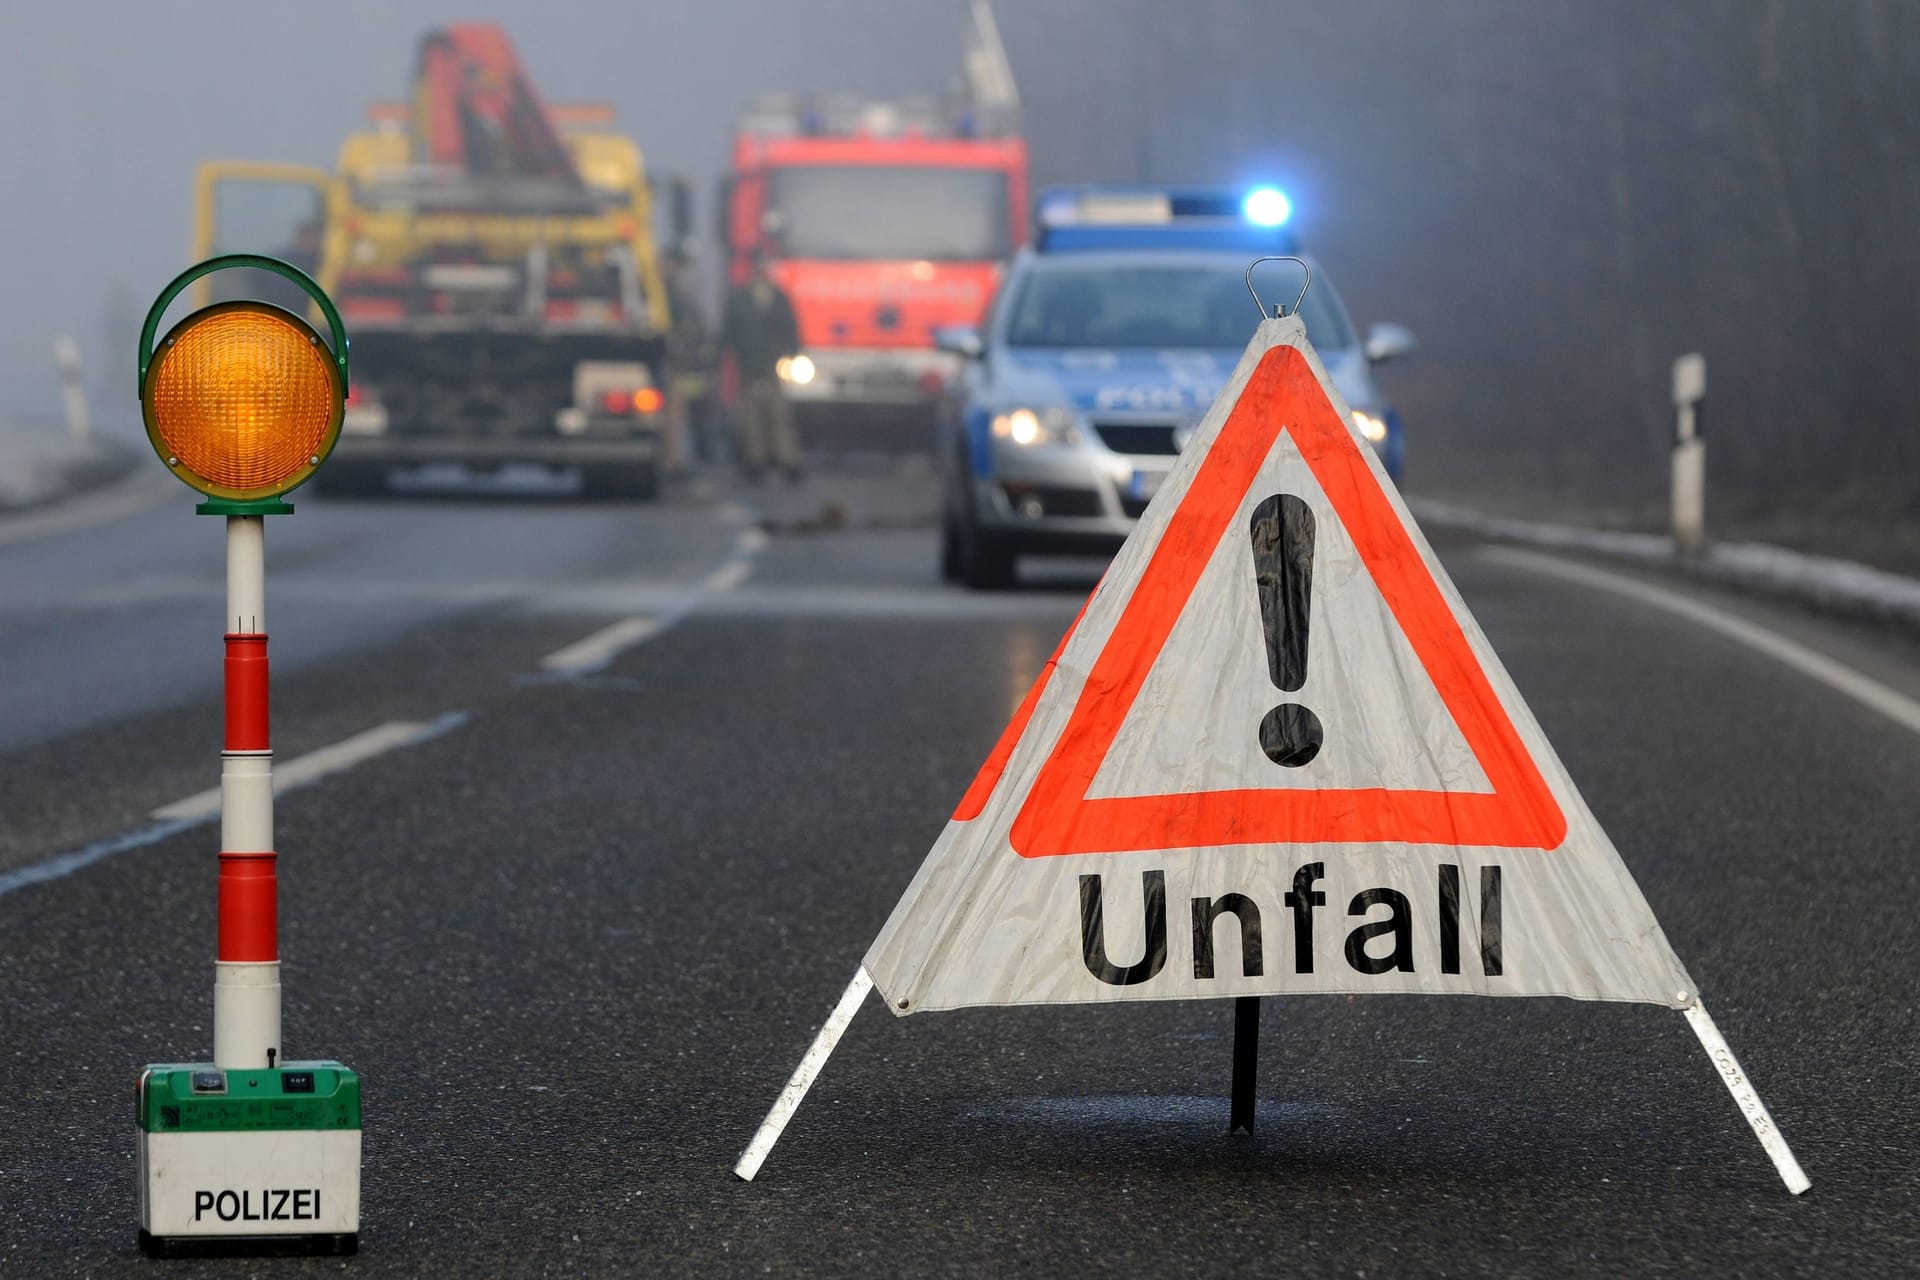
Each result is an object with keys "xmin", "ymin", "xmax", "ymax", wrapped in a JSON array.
[
  {"xmin": 1087, "ymin": 430, "xmax": 1488, "ymax": 801},
  {"xmin": 864, "ymin": 318, "xmax": 1694, "ymax": 1014}
]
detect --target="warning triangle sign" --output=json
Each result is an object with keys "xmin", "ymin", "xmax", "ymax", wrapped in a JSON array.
[
  {"xmin": 865, "ymin": 317, "xmax": 1696, "ymax": 1014},
  {"xmin": 738, "ymin": 317, "xmax": 1807, "ymax": 1196}
]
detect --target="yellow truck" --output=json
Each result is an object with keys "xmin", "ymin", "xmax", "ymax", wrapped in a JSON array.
[{"xmin": 193, "ymin": 25, "xmax": 681, "ymax": 497}]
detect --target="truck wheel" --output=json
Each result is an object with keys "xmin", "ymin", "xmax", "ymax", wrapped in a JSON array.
[
  {"xmin": 311, "ymin": 462, "xmax": 387, "ymax": 498},
  {"xmin": 583, "ymin": 463, "xmax": 659, "ymax": 501}
]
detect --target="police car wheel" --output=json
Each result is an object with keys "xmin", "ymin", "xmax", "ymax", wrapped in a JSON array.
[
  {"xmin": 957, "ymin": 507, "xmax": 1016, "ymax": 590},
  {"xmin": 963, "ymin": 541, "xmax": 1016, "ymax": 590},
  {"xmin": 939, "ymin": 510, "xmax": 964, "ymax": 581}
]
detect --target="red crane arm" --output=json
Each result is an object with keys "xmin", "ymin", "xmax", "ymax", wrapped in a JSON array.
[{"xmin": 411, "ymin": 24, "xmax": 579, "ymax": 183}]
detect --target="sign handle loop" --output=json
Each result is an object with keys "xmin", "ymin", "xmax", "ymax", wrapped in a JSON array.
[{"xmin": 1245, "ymin": 256, "xmax": 1312, "ymax": 319}]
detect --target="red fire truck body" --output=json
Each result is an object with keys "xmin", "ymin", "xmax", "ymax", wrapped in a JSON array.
[{"xmin": 723, "ymin": 115, "xmax": 1027, "ymax": 416}]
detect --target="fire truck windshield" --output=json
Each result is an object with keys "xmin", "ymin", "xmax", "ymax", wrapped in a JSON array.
[{"xmin": 767, "ymin": 166, "xmax": 1012, "ymax": 262}]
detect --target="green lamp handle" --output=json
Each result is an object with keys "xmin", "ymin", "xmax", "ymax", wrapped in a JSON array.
[{"xmin": 137, "ymin": 254, "xmax": 349, "ymax": 396}]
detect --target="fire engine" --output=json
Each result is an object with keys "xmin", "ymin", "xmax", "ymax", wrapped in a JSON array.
[{"xmin": 719, "ymin": 0, "xmax": 1025, "ymax": 434}]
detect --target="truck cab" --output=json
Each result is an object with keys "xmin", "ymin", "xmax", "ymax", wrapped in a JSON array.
[
  {"xmin": 721, "ymin": 108, "xmax": 1026, "ymax": 423},
  {"xmin": 717, "ymin": 3, "xmax": 1027, "ymax": 438}
]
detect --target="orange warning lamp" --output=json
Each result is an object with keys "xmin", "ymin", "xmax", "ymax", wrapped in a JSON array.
[{"xmin": 139, "ymin": 255, "xmax": 349, "ymax": 509}]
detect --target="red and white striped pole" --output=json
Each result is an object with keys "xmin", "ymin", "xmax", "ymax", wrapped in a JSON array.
[
  {"xmin": 214, "ymin": 514, "xmax": 280, "ymax": 1071},
  {"xmin": 137, "ymin": 261, "xmax": 365, "ymax": 1255}
]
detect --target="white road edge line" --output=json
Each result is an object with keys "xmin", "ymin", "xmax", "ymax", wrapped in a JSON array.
[
  {"xmin": 1483, "ymin": 545, "xmax": 1920, "ymax": 737},
  {"xmin": 0, "ymin": 711, "xmax": 470, "ymax": 899}
]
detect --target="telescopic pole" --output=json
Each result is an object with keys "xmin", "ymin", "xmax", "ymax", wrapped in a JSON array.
[{"xmin": 213, "ymin": 513, "xmax": 281, "ymax": 1071}]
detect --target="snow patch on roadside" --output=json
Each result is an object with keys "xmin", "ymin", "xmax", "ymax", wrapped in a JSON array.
[
  {"xmin": 1411, "ymin": 497, "xmax": 1920, "ymax": 631},
  {"xmin": 0, "ymin": 418, "xmax": 134, "ymax": 512}
]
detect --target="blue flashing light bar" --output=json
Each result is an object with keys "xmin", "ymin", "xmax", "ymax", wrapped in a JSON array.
[
  {"xmin": 1035, "ymin": 185, "xmax": 1299, "ymax": 254},
  {"xmin": 1243, "ymin": 186, "xmax": 1291, "ymax": 227},
  {"xmin": 1036, "ymin": 224, "xmax": 1301, "ymax": 254}
]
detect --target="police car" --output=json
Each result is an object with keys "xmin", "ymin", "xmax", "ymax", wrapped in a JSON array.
[{"xmin": 935, "ymin": 186, "xmax": 1416, "ymax": 588}]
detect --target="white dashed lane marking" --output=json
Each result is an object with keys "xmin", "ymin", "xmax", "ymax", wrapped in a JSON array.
[
  {"xmin": 0, "ymin": 712, "xmax": 470, "ymax": 898},
  {"xmin": 533, "ymin": 525, "xmax": 766, "ymax": 677},
  {"xmin": 151, "ymin": 715, "xmax": 473, "ymax": 821},
  {"xmin": 538, "ymin": 617, "xmax": 667, "ymax": 675}
]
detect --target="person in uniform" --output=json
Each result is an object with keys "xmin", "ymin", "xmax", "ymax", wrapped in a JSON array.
[
  {"xmin": 660, "ymin": 248, "xmax": 709, "ymax": 476},
  {"xmin": 720, "ymin": 249, "xmax": 803, "ymax": 482}
]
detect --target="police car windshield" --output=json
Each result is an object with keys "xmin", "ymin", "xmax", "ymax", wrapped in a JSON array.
[
  {"xmin": 768, "ymin": 166, "xmax": 1012, "ymax": 261},
  {"xmin": 1003, "ymin": 261, "xmax": 1354, "ymax": 351}
]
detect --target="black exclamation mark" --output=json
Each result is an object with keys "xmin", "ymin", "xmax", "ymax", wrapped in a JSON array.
[{"xmin": 1250, "ymin": 494, "xmax": 1323, "ymax": 767}]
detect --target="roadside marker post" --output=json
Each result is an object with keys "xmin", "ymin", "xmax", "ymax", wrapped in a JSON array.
[
  {"xmin": 739, "ymin": 312, "xmax": 1807, "ymax": 1195},
  {"xmin": 133, "ymin": 255, "xmax": 363, "ymax": 1257},
  {"xmin": 1672, "ymin": 353, "xmax": 1707, "ymax": 555},
  {"xmin": 54, "ymin": 334, "xmax": 91, "ymax": 443}
]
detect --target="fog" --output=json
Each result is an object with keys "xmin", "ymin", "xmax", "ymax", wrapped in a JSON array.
[{"xmin": 3, "ymin": 0, "xmax": 1914, "ymax": 553}]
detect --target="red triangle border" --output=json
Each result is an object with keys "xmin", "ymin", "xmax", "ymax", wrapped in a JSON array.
[{"xmin": 995, "ymin": 345, "xmax": 1568, "ymax": 858}]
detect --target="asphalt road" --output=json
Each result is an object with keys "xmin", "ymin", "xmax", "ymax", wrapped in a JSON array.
[{"xmin": 1, "ymin": 462, "xmax": 1916, "ymax": 1277}]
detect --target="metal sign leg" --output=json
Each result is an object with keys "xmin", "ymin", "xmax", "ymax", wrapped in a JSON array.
[
  {"xmin": 734, "ymin": 968, "xmax": 873, "ymax": 1182},
  {"xmin": 1231, "ymin": 996, "xmax": 1259, "ymax": 1135},
  {"xmin": 1683, "ymin": 1002, "xmax": 1810, "ymax": 1194}
]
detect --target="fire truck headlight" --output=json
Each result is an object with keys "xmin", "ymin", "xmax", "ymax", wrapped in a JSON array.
[{"xmin": 777, "ymin": 354, "xmax": 817, "ymax": 386}]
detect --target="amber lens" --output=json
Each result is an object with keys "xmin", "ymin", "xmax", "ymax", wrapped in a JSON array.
[{"xmin": 147, "ymin": 308, "xmax": 339, "ymax": 497}]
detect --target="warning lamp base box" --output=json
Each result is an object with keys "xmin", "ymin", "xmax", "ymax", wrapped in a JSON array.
[{"xmin": 136, "ymin": 1061, "xmax": 360, "ymax": 1256}]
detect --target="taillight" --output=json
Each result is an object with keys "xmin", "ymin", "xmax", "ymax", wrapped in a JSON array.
[
  {"xmin": 601, "ymin": 390, "xmax": 631, "ymax": 414},
  {"xmin": 631, "ymin": 387, "xmax": 665, "ymax": 414}
]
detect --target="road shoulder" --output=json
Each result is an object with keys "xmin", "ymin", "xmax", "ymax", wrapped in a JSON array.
[{"xmin": 1413, "ymin": 496, "xmax": 1920, "ymax": 637}]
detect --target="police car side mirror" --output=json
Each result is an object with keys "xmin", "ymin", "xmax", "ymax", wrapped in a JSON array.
[
  {"xmin": 1364, "ymin": 323, "xmax": 1419, "ymax": 365},
  {"xmin": 934, "ymin": 327, "xmax": 984, "ymax": 360}
]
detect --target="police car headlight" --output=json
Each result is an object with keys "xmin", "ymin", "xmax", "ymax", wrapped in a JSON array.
[
  {"xmin": 1354, "ymin": 410, "xmax": 1389, "ymax": 443},
  {"xmin": 992, "ymin": 406, "xmax": 1075, "ymax": 447}
]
